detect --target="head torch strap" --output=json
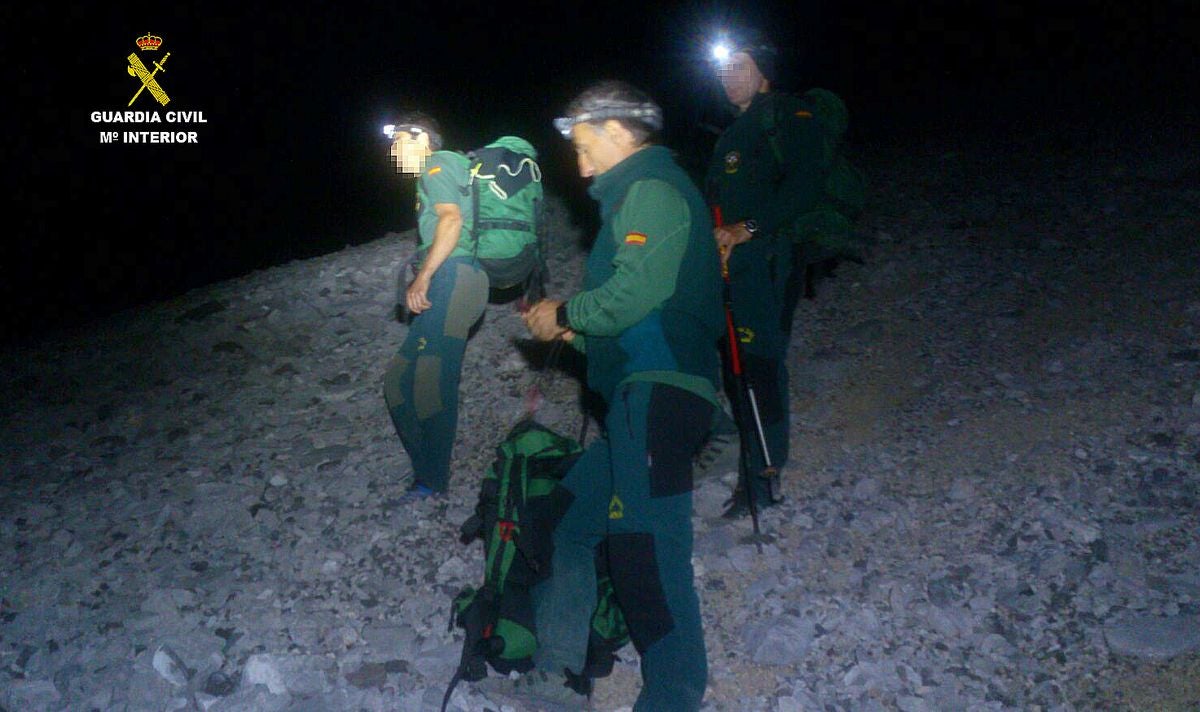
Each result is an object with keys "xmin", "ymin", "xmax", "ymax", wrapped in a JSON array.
[
  {"xmin": 386, "ymin": 124, "xmax": 431, "ymax": 142},
  {"xmin": 554, "ymin": 104, "xmax": 663, "ymax": 138}
]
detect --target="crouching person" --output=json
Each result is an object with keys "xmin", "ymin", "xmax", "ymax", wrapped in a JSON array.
[{"xmin": 483, "ymin": 80, "xmax": 723, "ymax": 711}]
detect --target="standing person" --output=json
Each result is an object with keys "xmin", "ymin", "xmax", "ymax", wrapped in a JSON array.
[
  {"xmin": 483, "ymin": 80, "xmax": 722, "ymax": 712},
  {"xmin": 382, "ymin": 112, "xmax": 490, "ymax": 501},
  {"xmin": 706, "ymin": 33, "xmax": 826, "ymax": 517}
]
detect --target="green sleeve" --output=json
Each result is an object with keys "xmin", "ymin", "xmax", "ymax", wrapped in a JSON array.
[
  {"xmin": 565, "ymin": 180, "xmax": 690, "ymax": 337},
  {"xmin": 758, "ymin": 107, "xmax": 827, "ymax": 235},
  {"xmin": 419, "ymin": 153, "xmax": 464, "ymax": 206}
]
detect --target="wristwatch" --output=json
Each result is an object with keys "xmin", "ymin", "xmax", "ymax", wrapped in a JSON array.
[
  {"xmin": 743, "ymin": 219, "xmax": 760, "ymax": 237},
  {"xmin": 555, "ymin": 302, "xmax": 572, "ymax": 330}
]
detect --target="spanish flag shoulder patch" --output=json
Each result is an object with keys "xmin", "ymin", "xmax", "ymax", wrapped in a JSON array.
[
  {"xmin": 426, "ymin": 165, "xmax": 443, "ymax": 176},
  {"xmin": 624, "ymin": 232, "xmax": 647, "ymax": 246},
  {"xmin": 795, "ymin": 110, "xmax": 813, "ymax": 119}
]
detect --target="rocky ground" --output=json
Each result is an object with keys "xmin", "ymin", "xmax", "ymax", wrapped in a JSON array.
[{"xmin": 2, "ymin": 130, "xmax": 1199, "ymax": 711}]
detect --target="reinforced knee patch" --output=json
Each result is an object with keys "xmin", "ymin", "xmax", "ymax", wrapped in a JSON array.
[
  {"xmin": 607, "ymin": 533, "xmax": 674, "ymax": 652},
  {"xmin": 383, "ymin": 353, "xmax": 409, "ymax": 410},
  {"xmin": 413, "ymin": 354, "xmax": 443, "ymax": 420}
]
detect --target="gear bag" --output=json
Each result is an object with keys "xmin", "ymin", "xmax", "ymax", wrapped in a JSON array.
[
  {"xmin": 441, "ymin": 419, "xmax": 630, "ymax": 710},
  {"xmin": 763, "ymin": 89, "xmax": 868, "ymax": 262},
  {"xmin": 463, "ymin": 136, "xmax": 547, "ymax": 298}
]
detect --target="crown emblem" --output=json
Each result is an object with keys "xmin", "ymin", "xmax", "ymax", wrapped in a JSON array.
[{"xmin": 136, "ymin": 32, "xmax": 163, "ymax": 51}]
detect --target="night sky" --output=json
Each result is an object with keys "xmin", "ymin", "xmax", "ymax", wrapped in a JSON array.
[{"xmin": 6, "ymin": 1, "xmax": 1196, "ymax": 342}]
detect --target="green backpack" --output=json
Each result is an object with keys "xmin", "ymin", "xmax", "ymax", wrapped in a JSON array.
[
  {"xmin": 463, "ymin": 136, "xmax": 547, "ymax": 297},
  {"xmin": 764, "ymin": 89, "xmax": 868, "ymax": 262},
  {"xmin": 441, "ymin": 419, "xmax": 630, "ymax": 710}
]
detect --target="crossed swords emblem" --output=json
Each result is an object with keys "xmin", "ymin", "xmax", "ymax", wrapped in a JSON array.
[{"xmin": 127, "ymin": 51, "xmax": 171, "ymax": 107}]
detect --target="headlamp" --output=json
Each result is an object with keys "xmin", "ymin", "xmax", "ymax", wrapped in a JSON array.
[
  {"xmin": 383, "ymin": 124, "xmax": 426, "ymax": 140},
  {"xmin": 710, "ymin": 41, "xmax": 732, "ymax": 64},
  {"xmin": 553, "ymin": 104, "xmax": 664, "ymax": 139}
]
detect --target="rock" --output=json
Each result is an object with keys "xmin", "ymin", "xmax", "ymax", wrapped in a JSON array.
[
  {"xmin": 693, "ymin": 479, "xmax": 733, "ymax": 520},
  {"xmin": 142, "ymin": 588, "xmax": 199, "ymax": 615},
  {"xmin": 242, "ymin": 655, "xmax": 287, "ymax": 695},
  {"xmin": 208, "ymin": 685, "xmax": 291, "ymax": 711},
  {"xmin": 745, "ymin": 573, "xmax": 781, "ymax": 601},
  {"xmin": 947, "ymin": 477, "xmax": 976, "ymax": 501},
  {"xmin": 2, "ymin": 679, "xmax": 61, "ymax": 709},
  {"xmin": 743, "ymin": 615, "xmax": 816, "ymax": 666},
  {"xmin": 896, "ymin": 695, "xmax": 936, "ymax": 712},
  {"xmin": 204, "ymin": 670, "xmax": 237, "ymax": 696},
  {"xmin": 361, "ymin": 622, "xmax": 419, "ymax": 658},
  {"xmin": 436, "ymin": 555, "xmax": 470, "ymax": 583},
  {"xmin": 854, "ymin": 477, "xmax": 882, "ymax": 500},
  {"xmin": 413, "ymin": 641, "xmax": 460, "ymax": 678},
  {"xmin": 344, "ymin": 661, "xmax": 389, "ymax": 690},
  {"xmin": 841, "ymin": 319, "xmax": 887, "ymax": 348},
  {"xmin": 694, "ymin": 526, "xmax": 737, "ymax": 560},
  {"xmin": 1104, "ymin": 615, "xmax": 1200, "ymax": 659},
  {"xmin": 153, "ymin": 644, "xmax": 192, "ymax": 687},
  {"xmin": 241, "ymin": 654, "xmax": 333, "ymax": 696}
]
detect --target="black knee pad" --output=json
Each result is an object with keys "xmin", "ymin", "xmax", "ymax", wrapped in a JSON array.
[
  {"xmin": 647, "ymin": 385, "xmax": 714, "ymax": 497},
  {"xmin": 606, "ymin": 533, "xmax": 674, "ymax": 652}
]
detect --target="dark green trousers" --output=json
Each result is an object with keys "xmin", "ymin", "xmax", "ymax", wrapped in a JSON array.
[
  {"xmin": 724, "ymin": 238, "xmax": 791, "ymax": 503},
  {"xmin": 382, "ymin": 257, "xmax": 488, "ymax": 492},
  {"xmin": 533, "ymin": 381, "xmax": 713, "ymax": 711}
]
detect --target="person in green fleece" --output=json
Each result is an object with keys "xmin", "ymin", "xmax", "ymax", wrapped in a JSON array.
[
  {"xmin": 382, "ymin": 112, "xmax": 489, "ymax": 501},
  {"xmin": 706, "ymin": 32, "xmax": 826, "ymax": 517},
  {"xmin": 480, "ymin": 80, "xmax": 722, "ymax": 711}
]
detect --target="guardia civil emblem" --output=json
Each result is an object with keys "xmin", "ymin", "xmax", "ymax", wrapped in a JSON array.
[
  {"xmin": 126, "ymin": 32, "xmax": 171, "ymax": 107},
  {"xmin": 724, "ymin": 150, "xmax": 741, "ymax": 174}
]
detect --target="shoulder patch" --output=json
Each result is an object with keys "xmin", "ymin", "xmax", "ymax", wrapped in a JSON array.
[
  {"xmin": 795, "ymin": 110, "xmax": 813, "ymax": 118},
  {"xmin": 426, "ymin": 165, "xmax": 442, "ymax": 176},
  {"xmin": 624, "ymin": 232, "xmax": 647, "ymax": 246}
]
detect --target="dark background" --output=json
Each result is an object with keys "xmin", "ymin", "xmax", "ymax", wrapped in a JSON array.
[{"xmin": 5, "ymin": 1, "xmax": 1197, "ymax": 343}]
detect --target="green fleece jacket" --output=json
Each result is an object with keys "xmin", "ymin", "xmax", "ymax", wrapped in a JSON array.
[
  {"xmin": 705, "ymin": 92, "xmax": 826, "ymax": 237},
  {"xmin": 563, "ymin": 146, "xmax": 723, "ymax": 405}
]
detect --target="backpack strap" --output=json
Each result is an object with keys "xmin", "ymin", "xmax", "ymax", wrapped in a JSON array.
[{"xmin": 470, "ymin": 151, "xmax": 542, "ymax": 199}]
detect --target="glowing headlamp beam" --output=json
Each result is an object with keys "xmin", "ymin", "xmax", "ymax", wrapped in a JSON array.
[
  {"xmin": 711, "ymin": 42, "xmax": 732, "ymax": 63},
  {"xmin": 383, "ymin": 124, "xmax": 427, "ymax": 140}
]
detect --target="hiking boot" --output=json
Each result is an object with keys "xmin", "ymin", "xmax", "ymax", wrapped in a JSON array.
[
  {"xmin": 475, "ymin": 669, "xmax": 590, "ymax": 711},
  {"xmin": 720, "ymin": 484, "xmax": 782, "ymax": 520},
  {"xmin": 398, "ymin": 482, "xmax": 438, "ymax": 504}
]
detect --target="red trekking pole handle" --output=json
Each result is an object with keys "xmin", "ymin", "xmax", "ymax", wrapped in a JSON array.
[{"xmin": 713, "ymin": 206, "xmax": 742, "ymax": 375}]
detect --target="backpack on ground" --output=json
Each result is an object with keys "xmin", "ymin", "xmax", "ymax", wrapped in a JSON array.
[
  {"xmin": 763, "ymin": 89, "xmax": 869, "ymax": 265},
  {"xmin": 463, "ymin": 136, "xmax": 548, "ymax": 301},
  {"xmin": 441, "ymin": 419, "xmax": 630, "ymax": 711}
]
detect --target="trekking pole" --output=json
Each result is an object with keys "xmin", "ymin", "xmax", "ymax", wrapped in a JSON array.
[{"xmin": 714, "ymin": 206, "xmax": 769, "ymax": 543}]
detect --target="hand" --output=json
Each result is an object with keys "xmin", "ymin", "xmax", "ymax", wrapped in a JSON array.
[
  {"xmin": 406, "ymin": 274, "xmax": 433, "ymax": 315},
  {"xmin": 714, "ymin": 223, "xmax": 753, "ymax": 266},
  {"xmin": 523, "ymin": 299, "xmax": 569, "ymax": 342}
]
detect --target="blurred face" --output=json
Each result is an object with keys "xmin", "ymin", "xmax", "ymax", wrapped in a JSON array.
[
  {"xmin": 570, "ymin": 120, "xmax": 635, "ymax": 178},
  {"xmin": 390, "ymin": 130, "xmax": 431, "ymax": 175},
  {"xmin": 719, "ymin": 51, "xmax": 767, "ymax": 111}
]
